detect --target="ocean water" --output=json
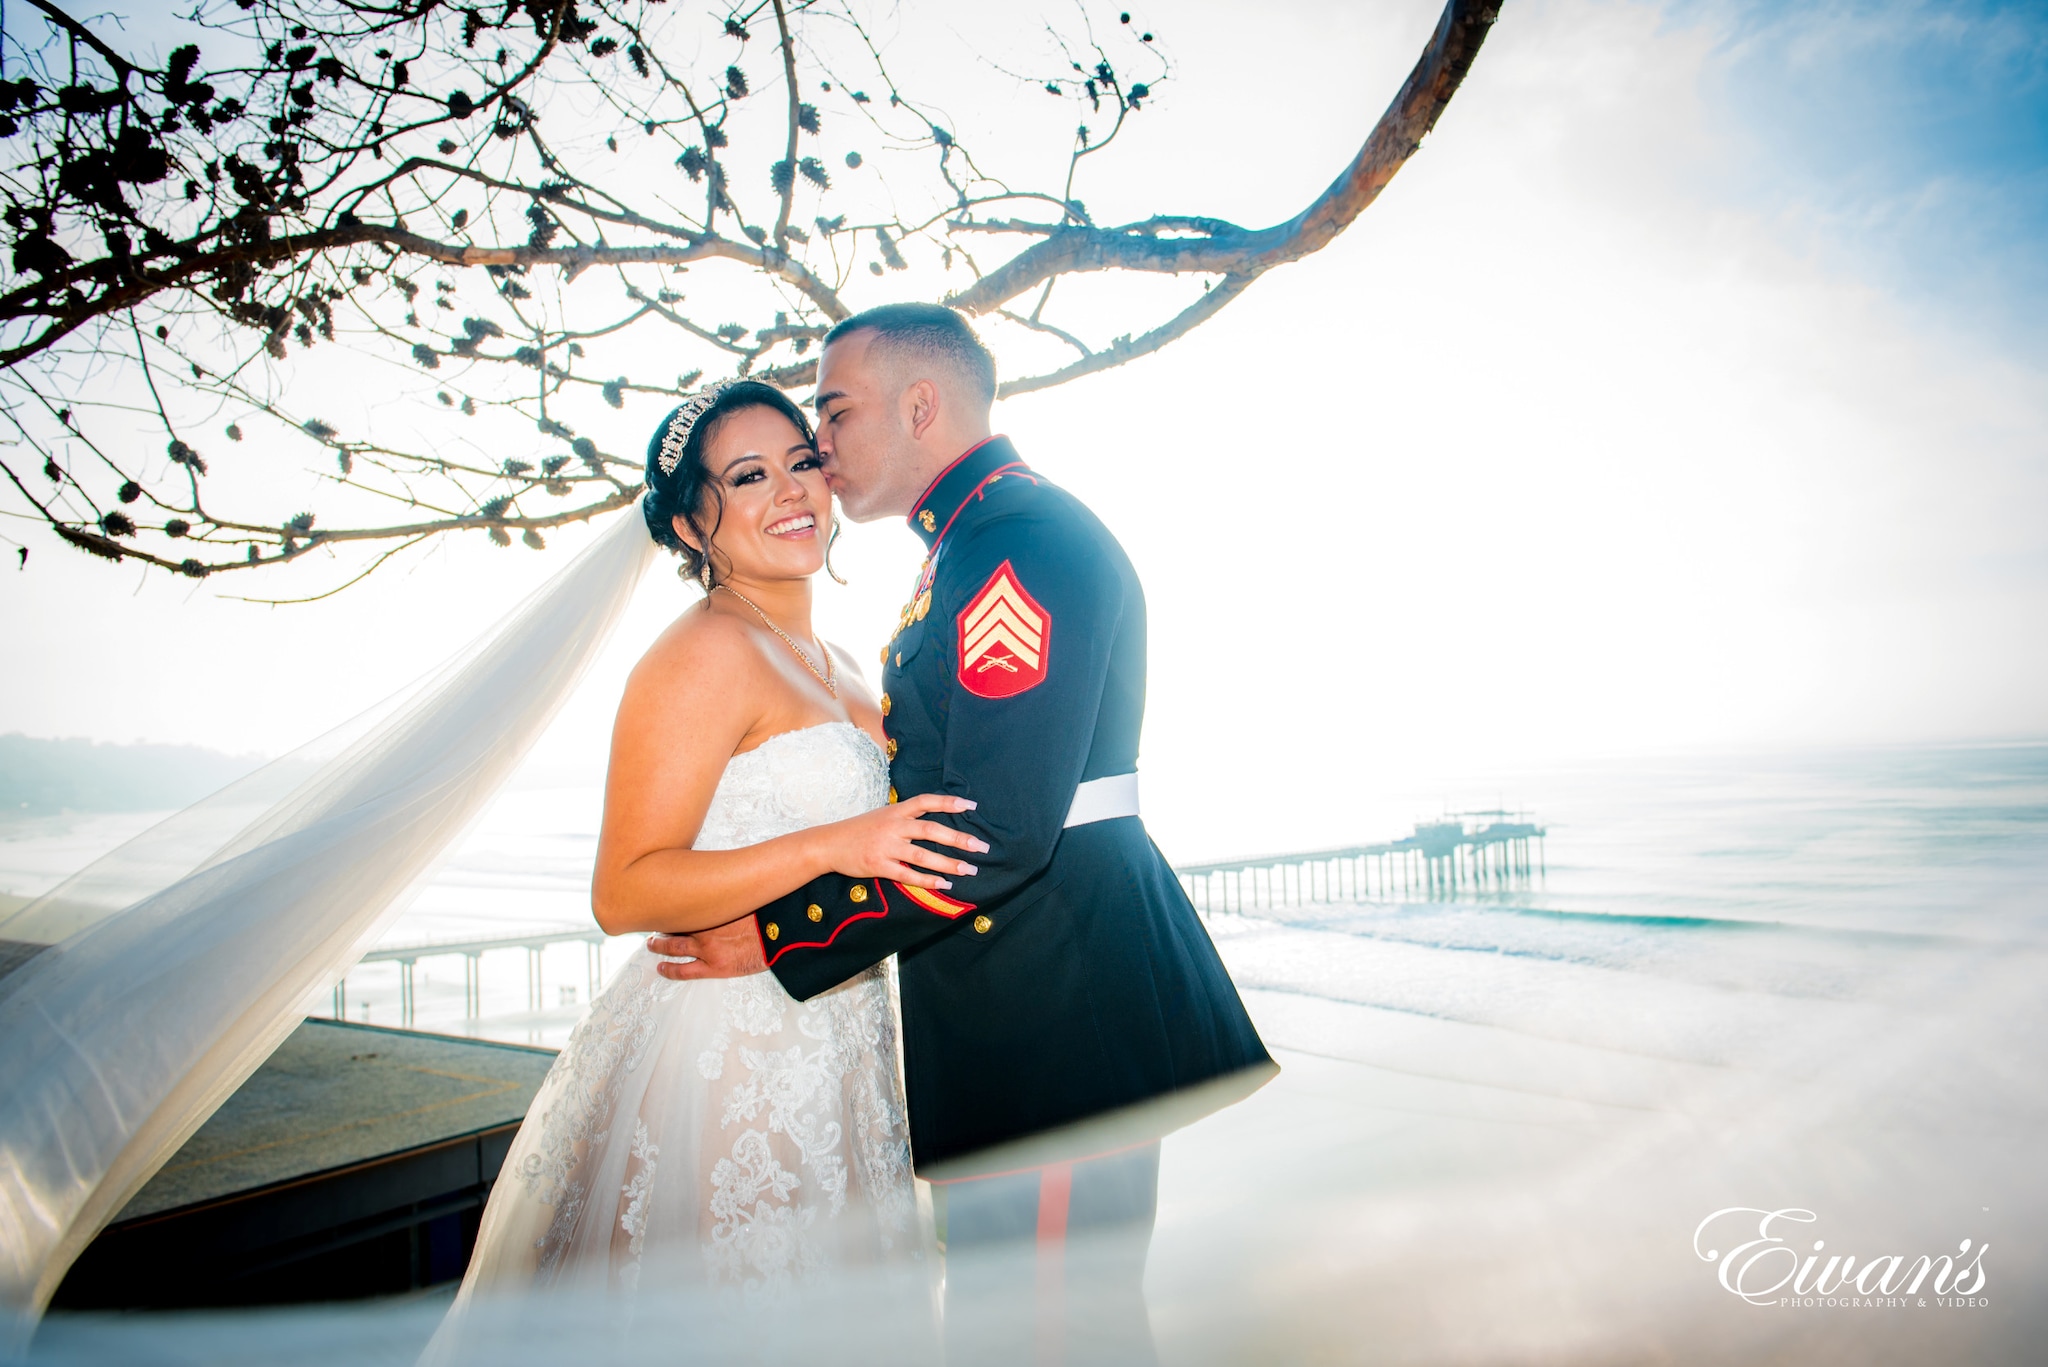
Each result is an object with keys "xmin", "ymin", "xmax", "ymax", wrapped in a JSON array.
[
  {"xmin": 1152, "ymin": 741, "xmax": 2046, "ymax": 1364},
  {"xmin": 0, "ymin": 786, "xmax": 635, "ymax": 1047},
  {"xmin": 11, "ymin": 740, "xmax": 2046, "ymax": 1363},
  {"xmin": 345, "ymin": 738, "xmax": 2048, "ymax": 1048}
]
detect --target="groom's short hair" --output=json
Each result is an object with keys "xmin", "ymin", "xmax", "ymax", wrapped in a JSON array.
[{"xmin": 825, "ymin": 303, "xmax": 997, "ymax": 407}]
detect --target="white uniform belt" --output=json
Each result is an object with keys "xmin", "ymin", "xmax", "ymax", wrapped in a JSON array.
[{"xmin": 1063, "ymin": 772, "xmax": 1140, "ymax": 828}]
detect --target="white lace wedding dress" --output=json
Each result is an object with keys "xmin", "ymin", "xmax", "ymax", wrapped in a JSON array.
[{"xmin": 437, "ymin": 722, "xmax": 917, "ymax": 1317}]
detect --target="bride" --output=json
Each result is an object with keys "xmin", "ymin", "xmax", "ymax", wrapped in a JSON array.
[{"xmin": 439, "ymin": 380, "xmax": 985, "ymax": 1309}]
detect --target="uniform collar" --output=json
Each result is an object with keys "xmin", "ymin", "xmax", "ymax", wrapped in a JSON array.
[{"xmin": 907, "ymin": 436, "xmax": 1021, "ymax": 549}]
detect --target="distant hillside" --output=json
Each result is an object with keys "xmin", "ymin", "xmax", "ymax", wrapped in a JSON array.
[{"xmin": 0, "ymin": 735, "xmax": 263, "ymax": 815}]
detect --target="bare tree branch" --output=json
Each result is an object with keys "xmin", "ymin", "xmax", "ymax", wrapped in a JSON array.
[
  {"xmin": 998, "ymin": 270, "xmax": 1262, "ymax": 397},
  {"xmin": 22, "ymin": 0, "xmax": 135, "ymax": 82},
  {"xmin": 0, "ymin": 0, "xmax": 1502, "ymax": 593},
  {"xmin": 770, "ymin": 0, "xmax": 803, "ymax": 250},
  {"xmin": 947, "ymin": 0, "xmax": 1501, "ymax": 314}
]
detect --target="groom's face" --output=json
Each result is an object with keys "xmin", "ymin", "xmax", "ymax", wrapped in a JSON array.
[{"xmin": 813, "ymin": 330, "xmax": 916, "ymax": 523}]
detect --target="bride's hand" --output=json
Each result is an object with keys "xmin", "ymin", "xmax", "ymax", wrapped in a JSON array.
[{"xmin": 820, "ymin": 793, "xmax": 987, "ymax": 890}]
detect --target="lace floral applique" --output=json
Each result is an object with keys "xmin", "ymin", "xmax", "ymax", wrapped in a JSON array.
[
  {"xmin": 720, "ymin": 1042, "xmax": 848, "ymax": 1218},
  {"xmin": 699, "ymin": 972, "xmax": 911, "ymax": 1287},
  {"xmin": 692, "ymin": 724, "xmax": 888, "ymax": 854},
  {"xmin": 620, "ymin": 1119, "xmax": 659, "ymax": 1254},
  {"xmin": 517, "ymin": 964, "xmax": 680, "ymax": 1275},
  {"xmin": 615, "ymin": 1119, "xmax": 659, "ymax": 1289},
  {"xmin": 828, "ymin": 970, "xmax": 916, "ymax": 1245},
  {"xmin": 728, "ymin": 974, "xmax": 789, "ymax": 1035},
  {"xmin": 705, "ymin": 1129, "xmax": 817, "ymax": 1291},
  {"xmin": 697, "ymin": 973, "xmax": 790, "ymax": 1080}
]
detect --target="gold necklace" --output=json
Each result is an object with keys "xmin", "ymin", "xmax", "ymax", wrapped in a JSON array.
[{"xmin": 716, "ymin": 585, "xmax": 838, "ymax": 697}]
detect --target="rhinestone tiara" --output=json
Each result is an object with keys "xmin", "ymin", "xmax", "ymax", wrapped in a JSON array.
[{"xmin": 654, "ymin": 379, "xmax": 740, "ymax": 478}]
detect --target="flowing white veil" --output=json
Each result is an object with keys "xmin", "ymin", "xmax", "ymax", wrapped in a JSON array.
[{"xmin": 0, "ymin": 511, "xmax": 656, "ymax": 1345}]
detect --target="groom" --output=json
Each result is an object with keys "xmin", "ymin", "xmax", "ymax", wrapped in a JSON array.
[{"xmin": 650, "ymin": 303, "xmax": 1271, "ymax": 1346}]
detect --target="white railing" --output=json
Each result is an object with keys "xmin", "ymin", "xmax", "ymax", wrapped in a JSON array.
[{"xmin": 335, "ymin": 924, "xmax": 610, "ymax": 1025}]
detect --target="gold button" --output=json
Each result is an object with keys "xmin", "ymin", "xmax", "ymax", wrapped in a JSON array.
[
  {"xmin": 885, "ymin": 737, "xmax": 898, "ymax": 760},
  {"xmin": 914, "ymin": 590, "xmax": 932, "ymax": 621},
  {"xmin": 972, "ymin": 915, "xmax": 992, "ymax": 934},
  {"xmin": 895, "ymin": 652, "xmax": 902, "ymax": 667},
  {"xmin": 849, "ymin": 884, "xmax": 869, "ymax": 904},
  {"xmin": 919, "ymin": 509, "xmax": 936, "ymax": 532},
  {"xmin": 888, "ymin": 786, "xmax": 899, "ymax": 803},
  {"xmin": 807, "ymin": 904, "xmax": 823, "ymax": 922},
  {"xmin": 880, "ymin": 693, "xmax": 891, "ymax": 717},
  {"xmin": 878, "ymin": 646, "xmax": 888, "ymax": 665},
  {"xmin": 765, "ymin": 922, "xmax": 780, "ymax": 940}
]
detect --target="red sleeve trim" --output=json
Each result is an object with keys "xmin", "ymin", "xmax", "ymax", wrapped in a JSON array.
[
  {"xmin": 895, "ymin": 881, "xmax": 976, "ymax": 918},
  {"xmin": 762, "ymin": 879, "xmax": 889, "ymax": 967}
]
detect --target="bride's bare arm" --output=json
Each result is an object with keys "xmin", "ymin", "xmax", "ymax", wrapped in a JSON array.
[{"xmin": 590, "ymin": 613, "xmax": 984, "ymax": 937}]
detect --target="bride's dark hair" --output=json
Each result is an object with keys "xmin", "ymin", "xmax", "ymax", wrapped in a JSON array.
[{"xmin": 642, "ymin": 380, "xmax": 816, "ymax": 584}]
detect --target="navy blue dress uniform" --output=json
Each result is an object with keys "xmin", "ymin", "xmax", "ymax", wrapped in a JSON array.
[{"xmin": 749, "ymin": 436, "xmax": 1273, "ymax": 1172}]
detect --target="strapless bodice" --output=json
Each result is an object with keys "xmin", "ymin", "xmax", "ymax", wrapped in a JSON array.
[{"xmin": 693, "ymin": 722, "xmax": 889, "ymax": 852}]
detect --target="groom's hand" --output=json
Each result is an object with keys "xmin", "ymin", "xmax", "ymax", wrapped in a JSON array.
[{"xmin": 648, "ymin": 916, "xmax": 766, "ymax": 980}]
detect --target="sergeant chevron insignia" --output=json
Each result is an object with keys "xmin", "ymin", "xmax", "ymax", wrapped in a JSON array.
[{"xmin": 957, "ymin": 559, "xmax": 1049, "ymax": 698}]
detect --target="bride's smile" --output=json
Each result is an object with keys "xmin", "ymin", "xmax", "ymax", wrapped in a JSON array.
[{"xmin": 684, "ymin": 401, "xmax": 835, "ymax": 587}]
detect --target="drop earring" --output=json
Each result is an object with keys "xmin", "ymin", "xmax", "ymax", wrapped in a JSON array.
[
  {"xmin": 825, "ymin": 518, "xmax": 848, "ymax": 586},
  {"xmin": 699, "ymin": 558, "xmax": 713, "ymax": 592}
]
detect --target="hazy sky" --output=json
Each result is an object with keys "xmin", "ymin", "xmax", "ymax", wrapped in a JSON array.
[{"xmin": 3, "ymin": 0, "xmax": 2044, "ymax": 860}]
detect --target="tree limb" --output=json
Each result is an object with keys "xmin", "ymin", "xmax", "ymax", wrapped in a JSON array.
[
  {"xmin": 23, "ymin": 0, "xmax": 134, "ymax": 83},
  {"xmin": 1, "ymin": 223, "xmax": 851, "ymax": 366},
  {"xmin": 947, "ymin": 0, "xmax": 1500, "ymax": 315},
  {"xmin": 771, "ymin": 0, "xmax": 802, "ymax": 249},
  {"xmin": 998, "ymin": 271, "xmax": 1260, "ymax": 398}
]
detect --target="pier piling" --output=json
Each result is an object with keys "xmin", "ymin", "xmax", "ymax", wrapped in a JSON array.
[{"xmin": 1173, "ymin": 811, "xmax": 1547, "ymax": 916}]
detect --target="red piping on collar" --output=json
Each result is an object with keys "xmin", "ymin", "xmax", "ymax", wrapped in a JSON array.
[
  {"xmin": 906, "ymin": 435, "xmax": 1004, "ymax": 531},
  {"xmin": 931, "ymin": 460, "xmax": 1032, "ymax": 550}
]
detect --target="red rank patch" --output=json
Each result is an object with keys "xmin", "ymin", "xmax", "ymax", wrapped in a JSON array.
[{"xmin": 956, "ymin": 560, "xmax": 1049, "ymax": 698}]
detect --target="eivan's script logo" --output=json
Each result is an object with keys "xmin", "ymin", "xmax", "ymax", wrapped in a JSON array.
[{"xmin": 1692, "ymin": 1208, "xmax": 1988, "ymax": 1308}]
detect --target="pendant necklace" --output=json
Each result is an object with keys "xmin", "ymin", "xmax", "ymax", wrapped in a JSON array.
[{"xmin": 716, "ymin": 585, "xmax": 838, "ymax": 697}]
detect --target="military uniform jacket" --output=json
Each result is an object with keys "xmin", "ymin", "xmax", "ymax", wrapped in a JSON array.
[{"xmin": 752, "ymin": 437, "xmax": 1272, "ymax": 1169}]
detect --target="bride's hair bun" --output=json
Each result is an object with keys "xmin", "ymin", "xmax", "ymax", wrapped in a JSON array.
[{"xmin": 641, "ymin": 379, "xmax": 816, "ymax": 583}]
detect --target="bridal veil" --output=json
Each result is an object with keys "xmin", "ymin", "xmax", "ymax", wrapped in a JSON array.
[{"xmin": 0, "ymin": 512, "xmax": 655, "ymax": 1345}]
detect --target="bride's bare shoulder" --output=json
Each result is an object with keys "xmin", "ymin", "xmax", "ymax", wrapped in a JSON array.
[{"xmin": 623, "ymin": 604, "xmax": 768, "ymax": 706}]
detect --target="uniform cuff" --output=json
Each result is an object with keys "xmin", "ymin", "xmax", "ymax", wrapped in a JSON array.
[{"xmin": 761, "ymin": 877, "xmax": 888, "ymax": 966}]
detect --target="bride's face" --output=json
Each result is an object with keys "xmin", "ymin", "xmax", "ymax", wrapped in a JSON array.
[{"xmin": 681, "ymin": 403, "xmax": 830, "ymax": 583}]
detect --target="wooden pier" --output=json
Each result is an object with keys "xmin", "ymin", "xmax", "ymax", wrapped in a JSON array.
[
  {"xmin": 337, "ymin": 925, "xmax": 609, "ymax": 1028},
  {"xmin": 1173, "ymin": 811, "xmax": 1546, "ymax": 915}
]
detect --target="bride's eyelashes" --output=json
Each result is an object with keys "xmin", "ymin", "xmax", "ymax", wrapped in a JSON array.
[{"xmin": 725, "ymin": 451, "xmax": 821, "ymax": 488}]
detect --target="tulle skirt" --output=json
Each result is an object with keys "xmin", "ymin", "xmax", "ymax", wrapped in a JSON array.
[{"xmin": 435, "ymin": 949, "xmax": 922, "ymax": 1322}]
